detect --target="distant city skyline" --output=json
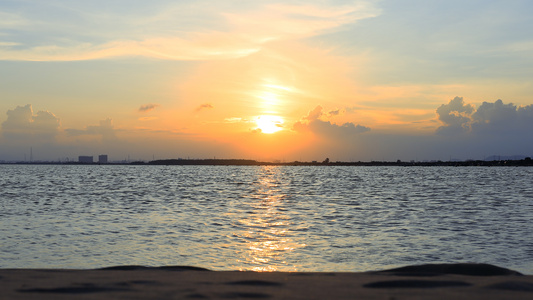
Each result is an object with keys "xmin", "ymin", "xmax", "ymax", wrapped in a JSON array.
[{"xmin": 1, "ymin": 1, "xmax": 533, "ymax": 162}]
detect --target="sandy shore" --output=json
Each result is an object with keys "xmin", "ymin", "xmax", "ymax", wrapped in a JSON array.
[{"xmin": 1, "ymin": 263, "xmax": 532, "ymax": 299}]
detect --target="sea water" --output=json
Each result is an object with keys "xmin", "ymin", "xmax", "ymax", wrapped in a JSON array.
[{"xmin": 1, "ymin": 165, "xmax": 532, "ymax": 274}]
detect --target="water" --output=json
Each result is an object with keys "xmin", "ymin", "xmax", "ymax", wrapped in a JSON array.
[{"xmin": 1, "ymin": 165, "xmax": 532, "ymax": 274}]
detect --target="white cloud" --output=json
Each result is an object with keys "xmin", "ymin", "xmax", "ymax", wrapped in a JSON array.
[
  {"xmin": 0, "ymin": 1, "xmax": 380, "ymax": 61},
  {"xmin": 1, "ymin": 104, "xmax": 60, "ymax": 141},
  {"xmin": 224, "ymin": 117, "xmax": 243, "ymax": 123},
  {"xmin": 0, "ymin": 42, "xmax": 20, "ymax": 47},
  {"xmin": 223, "ymin": 2, "xmax": 379, "ymax": 40},
  {"xmin": 0, "ymin": 11, "xmax": 28, "ymax": 28}
]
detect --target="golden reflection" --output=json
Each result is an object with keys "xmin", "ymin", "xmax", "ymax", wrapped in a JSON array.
[{"xmin": 235, "ymin": 166, "xmax": 305, "ymax": 272}]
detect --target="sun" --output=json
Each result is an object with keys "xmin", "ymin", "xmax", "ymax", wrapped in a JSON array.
[{"xmin": 255, "ymin": 115, "xmax": 284, "ymax": 134}]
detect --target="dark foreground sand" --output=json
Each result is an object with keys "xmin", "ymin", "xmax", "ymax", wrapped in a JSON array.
[{"xmin": 1, "ymin": 263, "xmax": 532, "ymax": 299}]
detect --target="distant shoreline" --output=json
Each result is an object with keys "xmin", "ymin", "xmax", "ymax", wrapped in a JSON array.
[{"xmin": 2, "ymin": 157, "xmax": 532, "ymax": 167}]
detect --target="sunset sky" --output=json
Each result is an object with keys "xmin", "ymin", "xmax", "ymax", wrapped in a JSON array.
[{"xmin": 1, "ymin": 0, "xmax": 533, "ymax": 162}]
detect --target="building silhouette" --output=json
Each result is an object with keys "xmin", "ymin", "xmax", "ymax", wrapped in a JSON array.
[{"xmin": 98, "ymin": 155, "xmax": 108, "ymax": 164}]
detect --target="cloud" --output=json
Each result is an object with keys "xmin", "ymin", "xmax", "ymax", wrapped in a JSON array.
[
  {"xmin": 0, "ymin": 1, "xmax": 380, "ymax": 61},
  {"xmin": 0, "ymin": 11, "xmax": 28, "ymax": 28},
  {"xmin": 65, "ymin": 118, "xmax": 117, "ymax": 141},
  {"xmin": 224, "ymin": 117, "xmax": 245, "ymax": 123},
  {"xmin": 471, "ymin": 99, "xmax": 533, "ymax": 135},
  {"xmin": 139, "ymin": 103, "xmax": 159, "ymax": 113},
  {"xmin": 435, "ymin": 97, "xmax": 475, "ymax": 135},
  {"xmin": 294, "ymin": 105, "xmax": 370, "ymax": 138},
  {"xmin": 195, "ymin": 103, "xmax": 214, "ymax": 112},
  {"xmin": 1, "ymin": 104, "xmax": 60, "ymax": 141},
  {"xmin": 223, "ymin": 2, "xmax": 379, "ymax": 40},
  {"xmin": 436, "ymin": 97, "xmax": 533, "ymax": 136},
  {"xmin": 0, "ymin": 42, "xmax": 21, "ymax": 47},
  {"xmin": 0, "ymin": 37, "xmax": 261, "ymax": 61},
  {"xmin": 326, "ymin": 108, "xmax": 342, "ymax": 117},
  {"xmin": 304, "ymin": 105, "xmax": 324, "ymax": 121}
]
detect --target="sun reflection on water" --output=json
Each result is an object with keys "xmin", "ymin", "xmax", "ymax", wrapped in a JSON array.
[{"xmin": 233, "ymin": 166, "xmax": 305, "ymax": 272}]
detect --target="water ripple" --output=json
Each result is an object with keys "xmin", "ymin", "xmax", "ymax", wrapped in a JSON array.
[{"xmin": 1, "ymin": 165, "xmax": 532, "ymax": 273}]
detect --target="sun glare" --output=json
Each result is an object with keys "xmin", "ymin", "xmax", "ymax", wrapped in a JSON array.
[{"xmin": 255, "ymin": 115, "xmax": 284, "ymax": 134}]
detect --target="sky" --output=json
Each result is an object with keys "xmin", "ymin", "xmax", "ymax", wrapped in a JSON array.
[{"xmin": 1, "ymin": 0, "xmax": 533, "ymax": 162}]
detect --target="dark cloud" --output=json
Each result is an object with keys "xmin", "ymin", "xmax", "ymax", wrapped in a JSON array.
[
  {"xmin": 65, "ymin": 118, "xmax": 117, "ymax": 141},
  {"xmin": 195, "ymin": 103, "xmax": 214, "ymax": 112},
  {"xmin": 1, "ymin": 104, "xmax": 60, "ymax": 141},
  {"xmin": 291, "ymin": 99, "xmax": 532, "ymax": 162},
  {"xmin": 328, "ymin": 109, "xmax": 341, "ymax": 116},
  {"xmin": 299, "ymin": 120, "xmax": 370, "ymax": 137},
  {"xmin": 429, "ymin": 97, "xmax": 533, "ymax": 160},
  {"xmin": 436, "ymin": 96, "xmax": 474, "ymax": 135},
  {"xmin": 294, "ymin": 105, "xmax": 370, "ymax": 138},
  {"xmin": 139, "ymin": 103, "xmax": 159, "ymax": 113},
  {"xmin": 471, "ymin": 99, "xmax": 533, "ymax": 135},
  {"xmin": 436, "ymin": 97, "xmax": 533, "ymax": 136},
  {"xmin": 324, "ymin": 108, "xmax": 344, "ymax": 118}
]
